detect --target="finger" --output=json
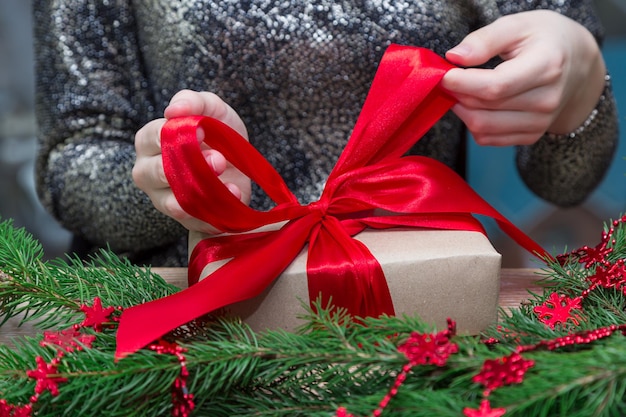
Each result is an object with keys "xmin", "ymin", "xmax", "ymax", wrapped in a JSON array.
[
  {"xmin": 445, "ymin": 13, "xmax": 532, "ymax": 67},
  {"xmin": 451, "ymin": 83, "xmax": 562, "ymax": 114},
  {"xmin": 163, "ymin": 89, "xmax": 200, "ymax": 118},
  {"xmin": 442, "ymin": 48, "xmax": 559, "ymax": 101},
  {"xmin": 159, "ymin": 192, "xmax": 224, "ymax": 235},
  {"xmin": 196, "ymin": 91, "xmax": 249, "ymax": 138},
  {"xmin": 132, "ymin": 155, "xmax": 169, "ymax": 192},
  {"xmin": 164, "ymin": 90, "xmax": 223, "ymax": 118},
  {"xmin": 134, "ymin": 119, "xmax": 166, "ymax": 157},
  {"xmin": 472, "ymin": 132, "xmax": 543, "ymax": 147},
  {"xmin": 225, "ymin": 182, "xmax": 242, "ymax": 201},
  {"xmin": 165, "ymin": 90, "xmax": 248, "ymax": 139},
  {"xmin": 159, "ymin": 183, "xmax": 244, "ymax": 235},
  {"xmin": 201, "ymin": 148, "xmax": 228, "ymax": 176},
  {"xmin": 452, "ymin": 103, "xmax": 551, "ymax": 139}
]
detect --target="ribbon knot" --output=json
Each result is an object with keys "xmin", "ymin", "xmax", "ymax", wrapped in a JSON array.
[
  {"xmin": 115, "ymin": 45, "xmax": 550, "ymax": 359},
  {"xmin": 306, "ymin": 200, "xmax": 330, "ymax": 218}
]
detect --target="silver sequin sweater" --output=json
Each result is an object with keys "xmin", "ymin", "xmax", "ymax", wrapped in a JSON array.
[{"xmin": 33, "ymin": 0, "xmax": 618, "ymax": 266}]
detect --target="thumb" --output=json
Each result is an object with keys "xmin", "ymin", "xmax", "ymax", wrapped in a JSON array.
[{"xmin": 445, "ymin": 16, "xmax": 523, "ymax": 67}]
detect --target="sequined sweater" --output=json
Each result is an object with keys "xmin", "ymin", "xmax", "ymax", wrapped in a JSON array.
[{"xmin": 32, "ymin": 0, "xmax": 618, "ymax": 266}]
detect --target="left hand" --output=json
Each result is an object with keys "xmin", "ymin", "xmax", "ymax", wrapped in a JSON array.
[{"xmin": 441, "ymin": 10, "xmax": 607, "ymax": 146}]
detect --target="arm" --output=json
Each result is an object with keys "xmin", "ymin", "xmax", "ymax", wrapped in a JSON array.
[
  {"xmin": 33, "ymin": 0, "xmax": 186, "ymax": 252},
  {"xmin": 441, "ymin": 8, "xmax": 618, "ymax": 206}
]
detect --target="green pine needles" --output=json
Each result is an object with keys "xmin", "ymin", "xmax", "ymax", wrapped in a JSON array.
[{"xmin": 1, "ymin": 216, "xmax": 626, "ymax": 416}]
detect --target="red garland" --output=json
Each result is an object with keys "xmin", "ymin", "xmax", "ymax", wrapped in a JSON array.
[
  {"xmin": 0, "ymin": 400, "xmax": 32, "ymax": 417},
  {"xmin": 336, "ymin": 319, "xmax": 458, "ymax": 417},
  {"xmin": 398, "ymin": 319, "xmax": 459, "ymax": 366},
  {"xmin": 40, "ymin": 328, "xmax": 96, "ymax": 353},
  {"xmin": 149, "ymin": 340, "xmax": 195, "ymax": 417}
]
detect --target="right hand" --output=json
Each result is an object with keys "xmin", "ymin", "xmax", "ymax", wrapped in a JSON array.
[
  {"xmin": 133, "ymin": 90, "xmax": 252, "ymax": 235},
  {"xmin": 441, "ymin": 10, "xmax": 606, "ymax": 146}
]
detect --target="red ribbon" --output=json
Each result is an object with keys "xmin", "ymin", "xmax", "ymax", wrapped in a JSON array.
[{"xmin": 115, "ymin": 45, "xmax": 549, "ymax": 359}]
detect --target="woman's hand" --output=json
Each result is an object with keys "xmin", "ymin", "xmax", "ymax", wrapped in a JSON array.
[
  {"xmin": 133, "ymin": 90, "xmax": 252, "ymax": 235},
  {"xmin": 441, "ymin": 10, "xmax": 607, "ymax": 146}
]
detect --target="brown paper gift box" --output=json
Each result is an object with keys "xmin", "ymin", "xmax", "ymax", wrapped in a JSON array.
[{"xmin": 189, "ymin": 228, "xmax": 501, "ymax": 334}]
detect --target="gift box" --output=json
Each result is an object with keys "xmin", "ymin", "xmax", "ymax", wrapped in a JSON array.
[{"xmin": 190, "ymin": 228, "xmax": 501, "ymax": 334}]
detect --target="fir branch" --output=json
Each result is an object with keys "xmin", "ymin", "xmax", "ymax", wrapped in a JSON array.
[{"xmin": 0, "ymin": 219, "xmax": 179, "ymax": 330}]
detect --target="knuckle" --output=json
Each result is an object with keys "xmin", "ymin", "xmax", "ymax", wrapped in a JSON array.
[
  {"xmin": 481, "ymin": 81, "xmax": 509, "ymax": 101},
  {"xmin": 473, "ymin": 134, "xmax": 496, "ymax": 146},
  {"xmin": 464, "ymin": 113, "xmax": 490, "ymax": 135},
  {"xmin": 155, "ymin": 159, "xmax": 168, "ymax": 185},
  {"xmin": 200, "ymin": 92, "xmax": 229, "ymax": 119},
  {"xmin": 131, "ymin": 163, "xmax": 144, "ymax": 189},
  {"xmin": 171, "ymin": 89, "xmax": 196, "ymax": 101},
  {"xmin": 537, "ymin": 92, "xmax": 561, "ymax": 113},
  {"xmin": 163, "ymin": 195, "xmax": 188, "ymax": 220}
]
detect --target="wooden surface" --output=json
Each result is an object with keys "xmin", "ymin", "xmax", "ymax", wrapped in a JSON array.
[{"xmin": 0, "ymin": 268, "xmax": 547, "ymax": 343}]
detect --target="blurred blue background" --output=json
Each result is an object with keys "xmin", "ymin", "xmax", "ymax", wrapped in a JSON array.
[{"xmin": 0, "ymin": 0, "xmax": 624, "ymax": 265}]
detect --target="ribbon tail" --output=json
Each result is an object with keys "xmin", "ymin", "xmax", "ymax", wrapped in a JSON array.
[
  {"xmin": 493, "ymin": 218, "xmax": 552, "ymax": 261},
  {"xmin": 115, "ymin": 216, "xmax": 318, "ymax": 359},
  {"xmin": 307, "ymin": 217, "xmax": 395, "ymax": 319}
]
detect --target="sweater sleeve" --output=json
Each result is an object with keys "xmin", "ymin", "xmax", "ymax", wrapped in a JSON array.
[
  {"xmin": 32, "ymin": 0, "xmax": 187, "ymax": 254},
  {"xmin": 516, "ymin": 76, "xmax": 618, "ymax": 207}
]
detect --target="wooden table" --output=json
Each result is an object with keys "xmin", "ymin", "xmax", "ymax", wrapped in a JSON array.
[{"xmin": 0, "ymin": 268, "xmax": 547, "ymax": 343}]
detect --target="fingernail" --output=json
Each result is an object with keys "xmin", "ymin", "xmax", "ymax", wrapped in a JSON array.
[
  {"xmin": 196, "ymin": 127, "xmax": 205, "ymax": 143},
  {"xmin": 448, "ymin": 44, "xmax": 471, "ymax": 57},
  {"xmin": 168, "ymin": 98, "xmax": 189, "ymax": 108}
]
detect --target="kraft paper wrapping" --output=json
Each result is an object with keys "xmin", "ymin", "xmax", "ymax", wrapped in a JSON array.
[{"xmin": 189, "ymin": 228, "xmax": 501, "ymax": 334}]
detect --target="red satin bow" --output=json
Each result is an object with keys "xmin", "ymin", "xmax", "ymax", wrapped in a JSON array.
[{"xmin": 115, "ymin": 44, "xmax": 549, "ymax": 359}]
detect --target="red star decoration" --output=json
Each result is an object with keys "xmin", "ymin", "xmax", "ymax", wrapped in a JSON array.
[
  {"xmin": 463, "ymin": 400, "xmax": 506, "ymax": 417},
  {"xmin": 41, "ymin": 329, "xmax": 96, "ymax": 353},
  {"xmin": 397, "ymin": 328, "xmax": 458, "ymax": 367},
  {"xmin": 533, "ymin": 293, "xmax": 582, "ymax": 329},
  {"xmin": 472, "ymin": 352, "xmax": 534, "ymax": 391},
  {"xmin": 80, "ymin": 297, "xmax": 115, "ymax": 332},
  {"xmin": 26, "ymin": 356, "xmax": 67, "ymax": 396},
  {"xmin": 586, "ymin": 261, "xmax": 626, "ymax": 292}
]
